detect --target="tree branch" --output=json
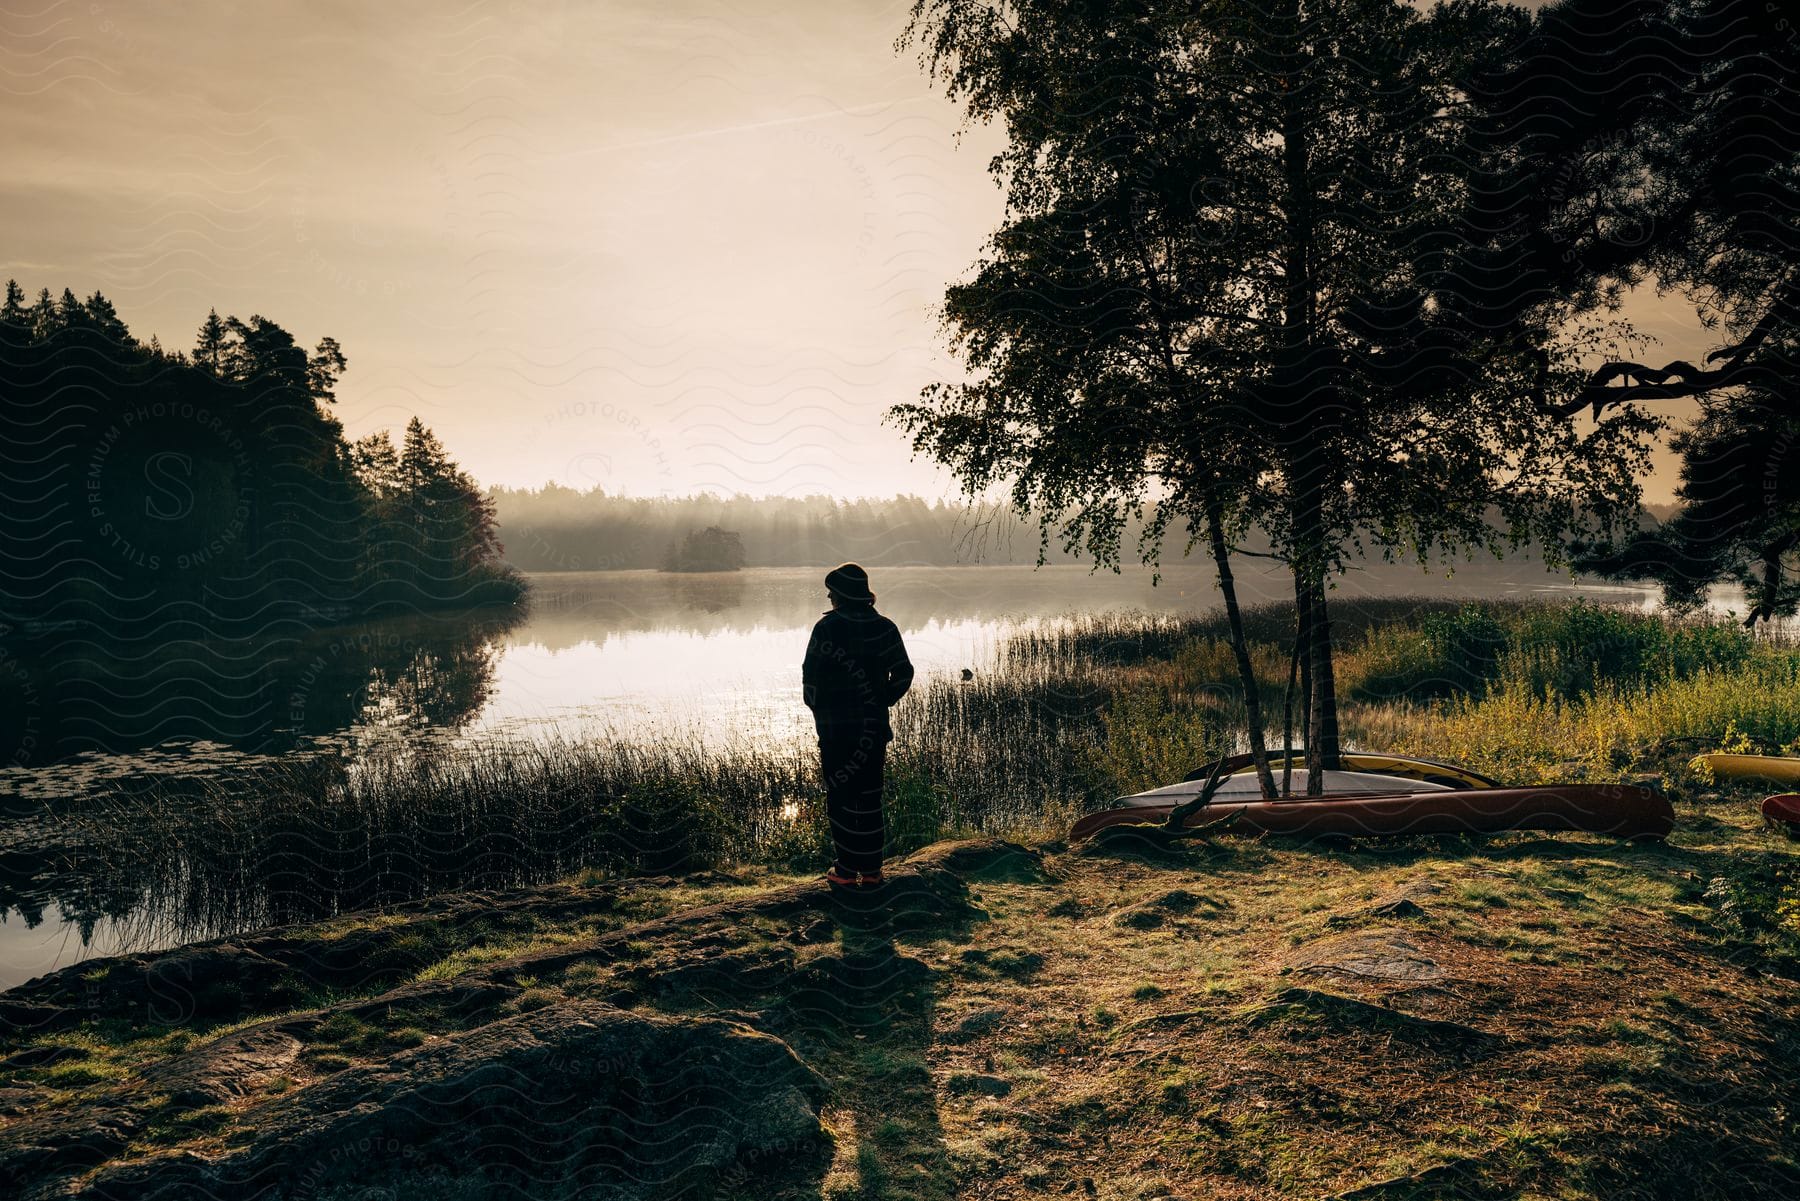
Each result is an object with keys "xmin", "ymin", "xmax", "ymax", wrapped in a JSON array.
[{"xmin": 1540, "ymin": 274, "xmax": 1799, "ymax": 417}]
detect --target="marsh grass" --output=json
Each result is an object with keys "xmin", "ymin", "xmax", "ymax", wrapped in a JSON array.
[
  {"xmin": 53, "ymin": 597, "xmax": 1800, "ymax": 942},
  {"xmin": 1353, "ymin": 647, "xmax": 1800, "ymax": 784},
  {"xmin": 57, "ymin": 640, "xmax": 1139, "ymax": 932}
]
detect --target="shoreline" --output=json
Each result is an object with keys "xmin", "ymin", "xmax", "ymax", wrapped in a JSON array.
[{"xmin": 4, "ymin": 597, "xmax": 1797, "ymax": 982}]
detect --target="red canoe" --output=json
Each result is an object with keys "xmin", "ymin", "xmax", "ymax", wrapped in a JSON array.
[
  {"xmin": 1070, "ymin": 783, "xmax": 1674, "ymax": 842},
  {"xmin": 1762, "ymin": 793, "xmax": 1800, "ymax": 835}
]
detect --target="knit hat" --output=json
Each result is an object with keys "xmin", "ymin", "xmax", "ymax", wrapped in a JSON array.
[{"xmin": 824, "ymin": 562, "xmax": 874, "ymax": 602}]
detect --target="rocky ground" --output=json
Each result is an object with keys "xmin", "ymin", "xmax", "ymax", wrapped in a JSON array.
[{"xmin": 3, "ymin": 794, "xmax": 1799, "ymax": 1200}]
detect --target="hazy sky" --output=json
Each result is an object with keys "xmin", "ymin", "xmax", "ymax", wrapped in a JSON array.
[{"xmin": 4, "ymin": 0, "xmax": 1704, "ymax": 502}]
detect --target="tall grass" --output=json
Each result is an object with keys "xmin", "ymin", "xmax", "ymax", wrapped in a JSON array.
[
  {"xmin": 57, "ymin": 627, "xmax": 1175, "ymax": 933},
  {"xmin": 1353, "ymin": 656, "xmax": 1800, "ymax": 785},
  {"xmin": 1339, "ymin": 601, "xmax": 1757, "ymax": 702},
  {"xmin": 50, "ymin": 598, "xmax": 1798, "ymax": 942}
]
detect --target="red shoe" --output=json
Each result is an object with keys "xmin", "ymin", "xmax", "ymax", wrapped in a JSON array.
[{"xmin": 825, "ymin": 865, "xmax": 885, "ymax": 888}]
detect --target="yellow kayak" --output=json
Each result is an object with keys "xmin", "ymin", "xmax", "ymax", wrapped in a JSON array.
[{"xmin": 1698, "ymin": 754, "xmax": 1800, "ymax": 784}]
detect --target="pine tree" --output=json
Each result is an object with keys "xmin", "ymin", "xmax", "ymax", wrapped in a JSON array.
[
  {"xmin": 396, "ymin": 417, "xmax": 505, "ymax": 592},
  {"xmin": 399, "ymin": 417, "xmax": 450, "ymax": 495},
  {"xmin": 27, "ymin": 288, "xmax": 56, "ymax": 339},
  {"xmin": 1580, "ymin": 386, "xmax": 1799, "ymax": 625},
  {"xmin": 194, "ymin": 309, "xmax": 229, "ymax": 375},
  {"xmin": 308, "ymin": 337, "xmax": 347, "ymax": 403},
  {"xmin": 351, "ymin": 431, "xmax": 401, "ymax": 498},
  {"xmin": 55, "ymin": 288, "xmax": 87, "ymax": 330},
  {"xmin": 1, "ymin": 280, "xmax": 24, "ymax": 326},
  {"xmin": 1482, "ymin": 0, "xmax": 1800, "ymax": 623},
  {"xmin": 224, "ymin": 314, "xmax": 312, "ymax": 389},
  {"xmin": 83, "ymin": 291, "xmax": 130, "ymax": 343}
]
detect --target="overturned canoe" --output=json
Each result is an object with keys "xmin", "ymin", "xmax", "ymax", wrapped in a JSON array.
[
  {"xmin": 1698, "ymin": 754, "xmax": 1800, "ymax": 784},
  {"xmin": 1762, "ymin": 793, "xmax": 1800, "ymax": 835},
  {"xmin": 1070, "ymin": 783, "xmax": 1674, "ymax": 842}
]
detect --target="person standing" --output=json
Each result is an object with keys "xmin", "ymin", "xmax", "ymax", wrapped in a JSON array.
[{"xmin": 802, "ymin": 562, "xmax": 913, "ymax": 888}]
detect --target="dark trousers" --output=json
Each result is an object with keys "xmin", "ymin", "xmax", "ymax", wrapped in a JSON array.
[{"xmin": 817, "ymin": 720, "xmax": 889, "ymax": 873}]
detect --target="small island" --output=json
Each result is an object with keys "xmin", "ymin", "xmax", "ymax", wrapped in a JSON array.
[{"xmin": 661, "ymin": 525, "xmax": 747, "ymax": 573}]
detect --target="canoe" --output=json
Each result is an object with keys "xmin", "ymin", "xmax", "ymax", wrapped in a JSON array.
[
  {"xmin": 1183, "ymin": 752, "xmax": 1502, "ymax": 791},
  {"xmin": 1070, "ymin": 782, "xmax": 1674, "ymax": 842},
  {"xmin": 1762, "ymin": 794, "xmax": 1800, "ymax": 836},
  {"xmin": 1698, "ymin": 754, "xmax": 1800, "ymax": 784},
  {"xmin": 1124, "ymin": 767, "xmax": 1456, "ymax": 808}
]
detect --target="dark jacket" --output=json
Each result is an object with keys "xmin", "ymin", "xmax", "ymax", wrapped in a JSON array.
[{"xmin": 802, "ymin": 605, "xmax": 913, "ymax": 736}]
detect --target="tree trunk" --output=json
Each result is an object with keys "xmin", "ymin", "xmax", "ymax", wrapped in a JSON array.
[
  {"xmin": 1273, "ymin": 0, "xmax": 1345, "ymax": 791},
  {"xmin": 1297, "ymin": 565, "xmax": 1343, "ymax": 794},
  {"xmin": 1290, "ymin": 463, "xmax": 1344, "ymax": 795},
  {"xmin": 1282, "ymin": 590, "xmax": 1302, "ymax": 796},
  {"xmin": 1310, "ymin": 576, "xmax": 1342, "ymax": 775},
  {"xmin": 1206, "ymin": 502, "xmax": 1278, "ymax": 799},
  {"xmin": 1301, "ymin": 573, "xmax": 1324, "ymax": 795}
]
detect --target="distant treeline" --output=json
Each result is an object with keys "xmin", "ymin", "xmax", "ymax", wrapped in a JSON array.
[
  {"xmin": 0, "ymin": 283, "xmax": 522, "ymax": 631},
  {"xmin": 489, "ymin": 486, "xmax": 1158, "ymax": 571},
  {"xmin": 492, "ymin": 485, "xmax": 1683, "ymax": 575}
]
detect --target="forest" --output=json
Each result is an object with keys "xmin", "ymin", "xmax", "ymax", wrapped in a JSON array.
[
  {"xmin": 487, "ymin": 484, "xmax": 1146, "ymax": 571},
  {"xmin": 489, "ymin": 484, "xmax": 1679, "ymax": 574},
  {"xmin": 0, "ymin": 285, "xmax": 522, "ymax": 632}
]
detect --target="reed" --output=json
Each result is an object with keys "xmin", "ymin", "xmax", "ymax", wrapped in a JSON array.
[{"xmin": 55, "ymin": 646, "xmax": 1144, "ymax": 934}]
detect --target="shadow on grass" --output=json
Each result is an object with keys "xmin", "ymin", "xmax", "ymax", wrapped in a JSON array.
[
  {"xmin": 715, "ymin": 882, "xmax": 974, "ymax": 1201},
  {"xmin": 704, "ymin": 861, "xmax": 998, "ymax": 1201}
]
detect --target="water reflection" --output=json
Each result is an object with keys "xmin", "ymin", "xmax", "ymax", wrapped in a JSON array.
[
  {"xmin": 1, "ymin": 605, "xmax": 522, "ymax": 787},
  {"xmin": 0, "ymin": 606, "xmax": 525, "ymax": 985},
  {"xmin": 661, "ymin": 570, "xmax": 748, "ymax": 615}
]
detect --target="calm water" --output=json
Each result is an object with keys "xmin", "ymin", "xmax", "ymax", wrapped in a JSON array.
[{"xmin": 0, "ymin": 560, "xmax": 1675, "ymax": 987}]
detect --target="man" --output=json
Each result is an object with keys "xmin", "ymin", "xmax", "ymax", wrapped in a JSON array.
[{"xmin": 801, "ymin": 562, "xmax": 913, "ymax": 888}]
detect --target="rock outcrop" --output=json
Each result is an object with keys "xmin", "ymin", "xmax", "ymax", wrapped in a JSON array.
[
  {"xmin": 0, "ymin": 839, "xmax": 1040, "ymax": 1201},
  {"xmin": 36, "ymin": 1002, "xmax": 826, "ymax": 1201}
]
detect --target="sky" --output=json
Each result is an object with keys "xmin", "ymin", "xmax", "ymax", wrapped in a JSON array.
[{"xmin": 3, "ymin": 0, "xmax": 1706, "ymax": 503}]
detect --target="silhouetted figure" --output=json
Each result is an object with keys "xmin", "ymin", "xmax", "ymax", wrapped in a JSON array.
[{"xmin": 802, "ymin": 563, "xmax": 913, "ymax": 888}]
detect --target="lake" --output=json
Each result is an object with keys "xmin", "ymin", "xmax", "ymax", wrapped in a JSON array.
[{"xmin": 0, "ymin": 560, "xmax": 1685, "ymax": 987}]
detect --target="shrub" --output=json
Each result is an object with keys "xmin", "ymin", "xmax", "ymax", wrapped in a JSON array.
[
  {"xmin": 1668, "ymin": 618, "xmax": 1755, "ymax": 678},
  {"xmin": 1420, "ymin": 604, "xmax": 1511, "ymax": 697},
  {"xmin": 1343, "ymin": 623, "xmax": 1454, "ymax": 702},
  {"xmin": 1086, "ymin": 686, "xmax": 1228, "ymax": 798},
  {"xmin": 1504, "ymin": 603, "xmax": 1753, "ymax": 698}
]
